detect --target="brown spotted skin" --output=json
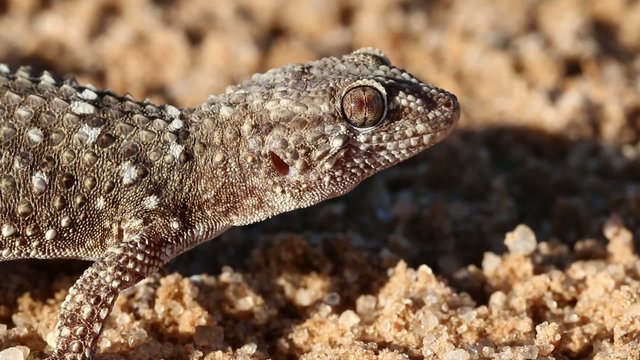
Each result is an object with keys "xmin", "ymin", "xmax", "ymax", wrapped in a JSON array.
[{"xmin": 0, "ymin": 48, "xmax": 460, "ymax": 359}]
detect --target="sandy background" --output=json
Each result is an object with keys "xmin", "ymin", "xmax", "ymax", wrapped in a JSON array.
[{"xmin": 1, "ymin": 0, "xmax": 640, "ymax": 359}]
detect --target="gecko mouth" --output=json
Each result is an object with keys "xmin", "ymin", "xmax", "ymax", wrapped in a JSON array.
[
  {"xmin": 359, "ymin": 126, "xmax": 454, "ymax": 151},
  {"xmin": 347, "ymin": 127, "xmax": 456, "ymax": 172}
]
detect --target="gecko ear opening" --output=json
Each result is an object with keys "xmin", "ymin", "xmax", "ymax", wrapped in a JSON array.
[{"xmin": 270, "ymin": 151, "xmax": 290, "ymax": 176}]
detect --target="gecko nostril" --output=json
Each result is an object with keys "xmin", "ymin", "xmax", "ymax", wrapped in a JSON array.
[
  {"xmin": 442, "ymin": 98, "xmax": 456, "ymax": 110},
  {"xmin": 445, "ymin": 94, "xmax": 460, "ymax": 112}
]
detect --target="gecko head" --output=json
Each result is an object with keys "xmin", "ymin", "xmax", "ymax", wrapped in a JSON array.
[{"xmin": 217, "ymin": 48, "xmax": 460, "ymax": 222}]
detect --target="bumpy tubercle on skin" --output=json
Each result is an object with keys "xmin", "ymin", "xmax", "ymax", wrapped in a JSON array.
[{"xmin": 0, "ymin": 48, "xmax": 459, "ymax": 359}]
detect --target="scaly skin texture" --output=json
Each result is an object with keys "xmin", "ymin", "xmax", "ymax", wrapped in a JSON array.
[{"xmin": 0, "ymin": 48, "xmax": 460, "ymax": 359}]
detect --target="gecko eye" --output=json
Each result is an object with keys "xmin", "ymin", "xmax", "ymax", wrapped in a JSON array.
[{"xmin": 341, "ymin": 85, "xmax": 386, "ymax": 128}]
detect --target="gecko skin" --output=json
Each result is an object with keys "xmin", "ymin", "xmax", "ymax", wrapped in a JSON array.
[{"xmin": 0, "ymin": 48, "xmax": 459, "ymax": 359}]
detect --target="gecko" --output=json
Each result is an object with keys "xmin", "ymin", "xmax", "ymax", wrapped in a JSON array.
[{"xmin": 0, "ymin": 48, "xmax": 460, "ymax": 359}]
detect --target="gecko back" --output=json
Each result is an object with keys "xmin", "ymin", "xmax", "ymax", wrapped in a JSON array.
[{"xmin": 0, "ymin": 65, "xmax": 201, "ymax": 261}]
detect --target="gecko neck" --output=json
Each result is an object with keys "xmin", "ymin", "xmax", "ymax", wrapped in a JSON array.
[{"xmin": 186, "ymin": 101, "xmax": 276, "ymax": 227}]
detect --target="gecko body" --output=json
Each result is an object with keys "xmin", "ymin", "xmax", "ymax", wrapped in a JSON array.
[{"xmin": 0, "ymin": 48, "xmax": 459, "ymax": 359}]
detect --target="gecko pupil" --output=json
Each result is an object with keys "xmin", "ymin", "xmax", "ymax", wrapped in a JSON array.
[{"xmin": 341, "ymin": 85, "xmax": 385, "ymax": 128}]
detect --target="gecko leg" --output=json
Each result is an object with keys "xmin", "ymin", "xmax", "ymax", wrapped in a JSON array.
[{"xmin": 44, "ymin": 227, "xmax": 176, "ymax": 360}]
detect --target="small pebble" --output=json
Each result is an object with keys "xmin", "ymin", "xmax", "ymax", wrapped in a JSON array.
[
  {"xmin": 504, "ymin": 224, "xmax": 537, "ymax": 255},
  {"xmin": 0, "ymin": 347, "xmax": 29, "ymax": 360},
  {"xmin": 443, "ymin": 349, "xmax": 470, "ymax": 360}
]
